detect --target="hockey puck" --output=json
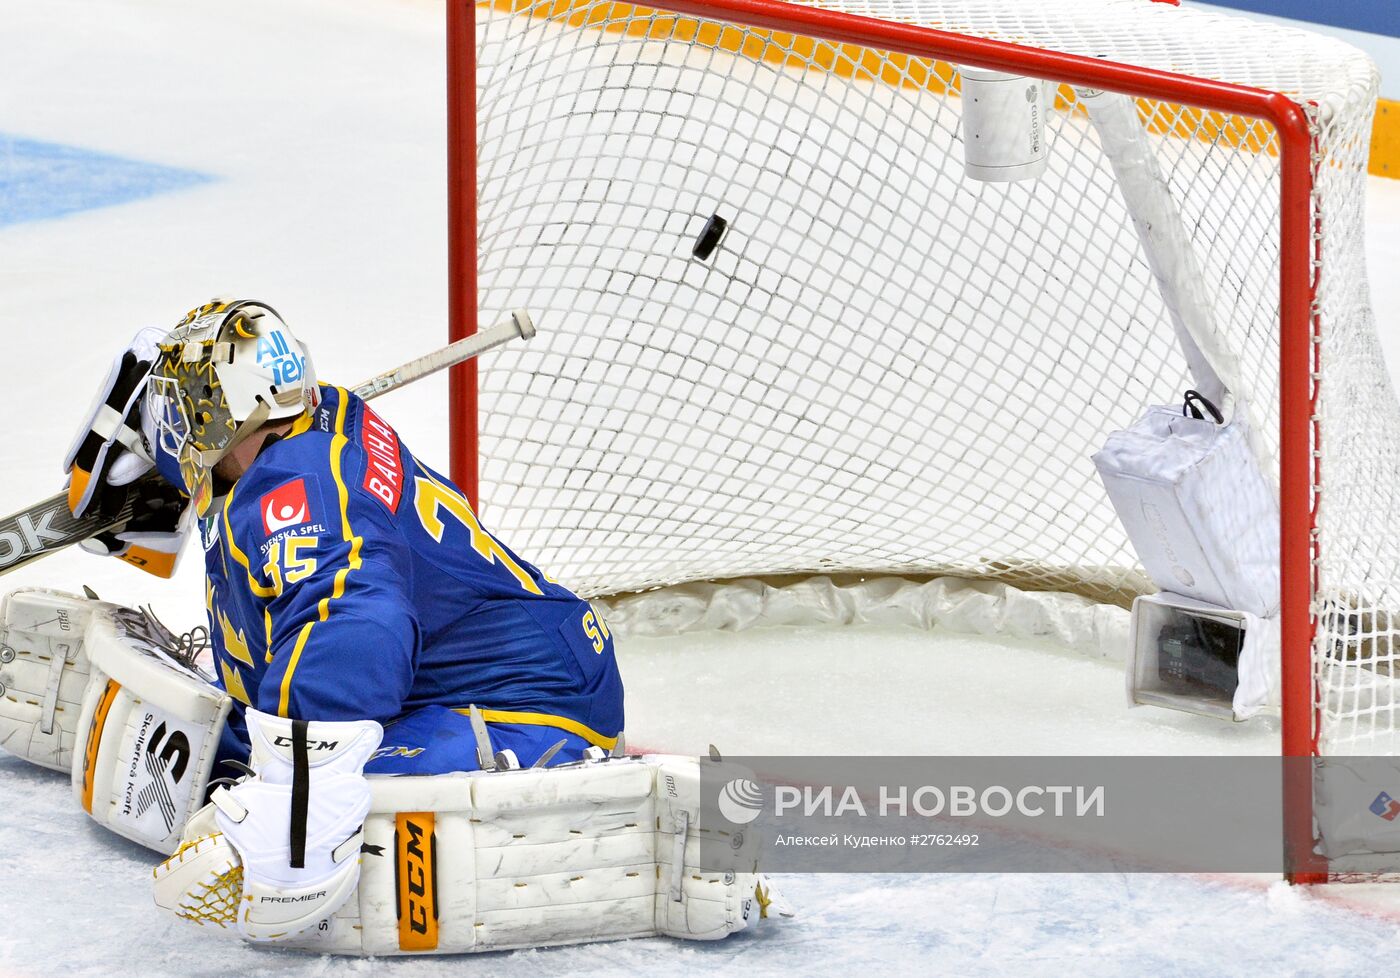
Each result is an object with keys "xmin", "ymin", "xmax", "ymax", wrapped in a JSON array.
[{"xmin": 692, "ymin": 213, "xmax": 728, "ymax": 261}]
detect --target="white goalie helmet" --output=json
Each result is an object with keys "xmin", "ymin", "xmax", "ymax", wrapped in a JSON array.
[{"xmin": 145, "ymin": 298, "xmax": 320, "ymax": 516}]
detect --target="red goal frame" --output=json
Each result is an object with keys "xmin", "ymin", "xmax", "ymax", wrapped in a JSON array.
[{"xmin": 445, "ymin": 0, "xmax": 1323, "ymax": 880}]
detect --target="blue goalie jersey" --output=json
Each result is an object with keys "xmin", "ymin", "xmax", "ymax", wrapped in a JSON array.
[{"xmin": 200, "ymin": 385, "xmax": 624, "ymax": 773}]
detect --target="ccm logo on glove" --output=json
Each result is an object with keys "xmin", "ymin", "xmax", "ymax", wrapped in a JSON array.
[{"xmin": 272, "ymin": 735, "xmax": 340, "ymax": 752}]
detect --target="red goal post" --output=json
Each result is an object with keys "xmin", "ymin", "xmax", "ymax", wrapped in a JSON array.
[{"xmin": 446, "ymin": 0, "xmax": 1323, "ymax": 879}]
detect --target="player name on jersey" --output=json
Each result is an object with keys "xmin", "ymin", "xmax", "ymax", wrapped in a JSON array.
[{"xmin": 360, "ymin": 406, "xmax": 402, "ymax": 513}]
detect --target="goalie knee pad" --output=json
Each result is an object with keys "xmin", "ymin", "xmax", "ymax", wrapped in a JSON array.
[{"xmin": 161, "ymin": 753, "xmax": 787, "ymax": 955}]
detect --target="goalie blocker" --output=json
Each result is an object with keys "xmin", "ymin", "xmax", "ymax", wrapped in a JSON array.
[{"xmin": 0, "ymin": 589, "xmax": 790, "ymax": 951}]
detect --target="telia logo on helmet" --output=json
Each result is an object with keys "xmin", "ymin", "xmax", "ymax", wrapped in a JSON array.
[
  {"xmin": 256, "ymin": 330, "xmax": 306, "ymax": 386},
  {"xmin": 262, "ymin": 478, "xmax": 313, "ymax": 534}
]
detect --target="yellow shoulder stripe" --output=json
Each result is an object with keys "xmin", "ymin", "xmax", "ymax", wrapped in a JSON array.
[
  {"xmin": 277, "ymin": 389, "xmax": 362, "ymax": 717},
  {"xmin": 287, "ymin": 410, "xmax": 315, "ymax": 439}
]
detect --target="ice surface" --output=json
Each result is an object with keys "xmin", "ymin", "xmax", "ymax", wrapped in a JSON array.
[
  {"xmin": 621, "ymin": 626, "xmax": 1282, "ymax": 756},
  {"xmin": 5, "ymin": 0, "xmax": 1400, "ymax": 974}
]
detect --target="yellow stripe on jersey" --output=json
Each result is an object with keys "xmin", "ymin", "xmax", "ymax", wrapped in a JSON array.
[
  {"xmin": 287, "ymin": 410, "xmax": 315, "ymax": 438},
  {"xmin": 458, "ymin": 708, "xmax": 619, "ymax": 751},
  {"xmin": 276, "ymin": 389, "xmax": 364, "ymax": 717},
  {"xmin": 222, "ymin": 483, "xmax": 277, "ymax": 599},
  {"xmin": 217, "ymin": 608, "xmax": 255, "ymax": 667}
]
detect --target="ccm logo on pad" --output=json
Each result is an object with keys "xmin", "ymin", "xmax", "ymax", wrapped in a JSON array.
[{"xmin": 261, "ymin": 478, "xmax": 313, "ymax": 534}]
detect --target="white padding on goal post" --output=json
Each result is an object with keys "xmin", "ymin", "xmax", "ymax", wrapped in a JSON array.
[
  {"xmin": 282, "ymin": 755, "xmax": 771, "ymax": 956},
  {"xmin": 1095, "ymin": 407, "xmax": 1279, "ymax": 618}
]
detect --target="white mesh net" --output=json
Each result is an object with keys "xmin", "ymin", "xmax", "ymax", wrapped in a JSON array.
[{"xmin": 471, "ymin": 0, "xmax": 1388, "ymax": 753}]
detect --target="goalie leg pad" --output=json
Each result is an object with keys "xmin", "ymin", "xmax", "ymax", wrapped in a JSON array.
[
  {"xmin": 223, "ymin": 754, "xmax": 787, "ymax": 956},
  {"xmin": 0, "ymin": 588, "xmax": 106, "ymax": 772},
  {"xmin": 72, "ymin": 605, "xmax": 231, "ymax": 853}
]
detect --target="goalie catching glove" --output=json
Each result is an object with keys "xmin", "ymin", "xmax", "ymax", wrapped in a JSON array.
[
  {"xmin": 153, "ymin": 709, "xmax": 382, "ymax": 942},
  {"xmin": 77, "ymin": 477, "xmax": 191, "ymax": 578},
  {"xmin": 64, "ymin": 326, "xmax": 193, "ymax": 578},
  {"xmin": 64, "ymin": 327, "xmax": 163, "ymax": 518}
]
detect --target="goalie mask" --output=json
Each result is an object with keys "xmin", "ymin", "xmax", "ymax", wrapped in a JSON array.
[{"xmin": 146, "ymin": 299, "xmax": 320, "ymax": 516}]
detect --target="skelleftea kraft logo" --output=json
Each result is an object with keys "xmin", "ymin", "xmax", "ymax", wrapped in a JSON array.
[{"xmin": 718, "ymin": 778, "xmax": 765, "ymax": 825}]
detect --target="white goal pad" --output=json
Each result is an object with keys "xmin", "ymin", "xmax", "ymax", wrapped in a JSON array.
[
  {"xmin": 223, "ymin": 755, "xmax": 782, "ymax": 955},
  {"xmin": 0, "ymin": 587, "xmax": 231, "ymax": 853}
]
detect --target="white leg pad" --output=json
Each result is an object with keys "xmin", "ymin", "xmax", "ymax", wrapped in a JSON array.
[
  {"xmin": 0, "ymin": 588, "xmax": 108, "ymax": 772},
  {"xmin": 72, "ymin": 606, "xmax": 231, "ymax": 854},
  {"xmin": 265, "ymin": 755, "xmax": 782, "ymax": 956},
  {"xmin": 0, "ymin": 587, "xmax": 231, "ymax": 852}
]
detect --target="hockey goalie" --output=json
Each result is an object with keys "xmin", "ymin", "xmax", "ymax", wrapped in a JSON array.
[{"xmin": 0, "ymin": 298, "xmax": 784, "ymax": 954}]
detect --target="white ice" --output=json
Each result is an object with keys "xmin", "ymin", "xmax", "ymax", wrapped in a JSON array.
[{"xmin": 5, "ymin": 1, "xmax": 1400, "ymax": 975}]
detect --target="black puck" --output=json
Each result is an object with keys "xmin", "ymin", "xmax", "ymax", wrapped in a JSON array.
[{"xmin": 692, "ymin": 213, "xmax": 728, "ymax": 261}]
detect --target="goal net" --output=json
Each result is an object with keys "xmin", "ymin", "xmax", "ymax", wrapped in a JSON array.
[{"xmin": 459, "ymin": 0, "xmax": 1388, "ymax": 871}]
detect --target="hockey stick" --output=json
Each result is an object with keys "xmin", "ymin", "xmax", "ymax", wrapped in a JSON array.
[
  {"xmin": 352, "ymin": 309, "xmax": 535, "ymax": 399},
  {"xmin": 0, "ymin": 310, "xmax": 536, "ymax": 575}
]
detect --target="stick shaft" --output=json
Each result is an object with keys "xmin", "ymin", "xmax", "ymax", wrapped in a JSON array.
[{"xmin": 352, "ymin": 310, "xmax": 535, "ymax": 401}]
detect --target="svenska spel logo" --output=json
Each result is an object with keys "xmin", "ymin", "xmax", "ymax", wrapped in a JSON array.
[
  {"xmin": 717, "ymin": 778, "xmax": 764, "ymax": 825},
  {"xmin": 1370, "ymin": 791, "xmax": 1400, "ymax": 821},
  {"xmin": 261, "ymin": 478, "xmax": 312, "ymax": 534}
]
